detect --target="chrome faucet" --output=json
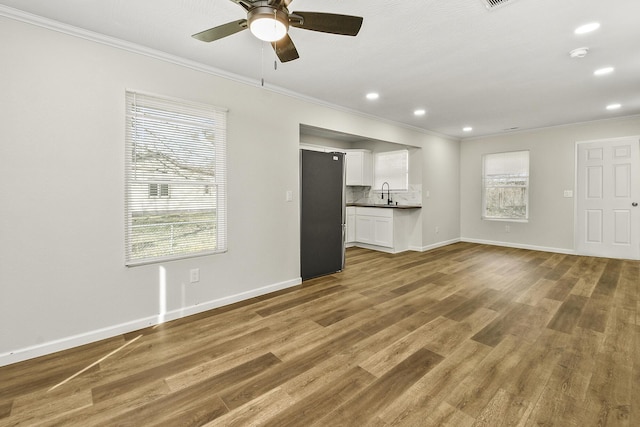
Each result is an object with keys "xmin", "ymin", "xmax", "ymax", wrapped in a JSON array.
[{"xmin": 381, "ymin": 181, "xmax": 392, "ymax": 205}]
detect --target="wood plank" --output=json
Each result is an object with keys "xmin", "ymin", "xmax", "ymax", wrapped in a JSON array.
[
  {"xmin": 378, "ymin": 339, "xmax": 492, "ymax": 425},
  {"xmin": 203, "ymin": 388, "xmax": 295, "ymax": 427},
  {"xmin": 471, "ymin": 302, "xmax": 539, "ymax": 347},
  {"xmin": 473, "ymin": 388, "xmax": 533, "ymax": 427},
  {"xmin": 425, "ymin": 401, "xmax": 475, "ymax": 427},
  {"xmin": 545, "ymin": 276, "xmax": 579, "ymax": 301},
  {"xmin": 313, "ymin": 347, "xmax": 444, "ymax": 426},
  {"xmin": 96, "ymin": 353, "xmax": 282, "ymax": 426},
  {"xmin": 261, "ymin": 366, "xmax": 375, "ymax": 427},
  {"xmin": 255, "ymin": 284, "xmax": 345, "ymax": 317},
  {"xmin": 91, "ymin": 326, "xmax": 274, "ymax": 403},
  {"xmin": 220, "ymin": 328, "xmax": 367, "ymax": 410},
  {"xmin": 446, "ymin": 335, "xmax": 529, "ymax": 418},
  {"xmin": 631, "ymin": 324, "xmax": 640, "ymax": 425},
  {"xmin": 0, "ymin": 401, "xmax": 12, "ymax": 419},
  {"xmin": 444, "ymin": 288, "xmax": 501, "ymax": 321},
  {"xmin": 546, "ymin": 294, "xmax": 589, "ymax": 334}
]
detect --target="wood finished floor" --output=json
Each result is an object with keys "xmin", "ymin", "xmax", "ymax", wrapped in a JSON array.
[{"xmin": 1, "ymin": 242, "xmax": 639, "ymax": 426}]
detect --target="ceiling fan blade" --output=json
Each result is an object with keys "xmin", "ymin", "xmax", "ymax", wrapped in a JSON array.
[
  {"xmin": 271, "ymin": 34, "xmax": 299, "ymax": 62},
  {"xmin": 192, "ymin": 19, "xmax": 248, "ymax": 42},
  {"xmin": 289, "ymin": 12, "xmax": 363, "ymax": 36}
]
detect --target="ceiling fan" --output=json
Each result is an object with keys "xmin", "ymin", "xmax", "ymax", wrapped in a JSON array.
[{"xmin": 192, "ymin": 0, "xmax": 363, "ymax": 63}]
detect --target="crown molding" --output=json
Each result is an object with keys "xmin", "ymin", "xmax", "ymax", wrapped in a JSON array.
[{"xmin": 0, "ymin": 5, "xmax": 457, "ymax": 143}]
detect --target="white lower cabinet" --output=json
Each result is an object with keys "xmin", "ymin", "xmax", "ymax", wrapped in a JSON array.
[
  {"xmin": 373, "ymin": 217, "xmax": 393, "ymax": 247},
  {"xmin": 349, "ymin": 206, "xmax": 419, "ymax": 253},
  {"xmin": 346, "ymin": 207, "xmax": 356, "ymax": 244},
  {"xmin": 354, "ymin": 207, "xmax": 394, "ymax": 249}
]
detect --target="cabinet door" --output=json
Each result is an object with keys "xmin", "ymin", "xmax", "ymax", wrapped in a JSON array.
[
  {"xmin": 355, "ymin": 215, "xmax": 374, "ymax": 244},
  {"xmin": 346, "ymin": 213, "xmax": 356, "ymax": 243},
  {"xmin": 345, "ymin": 151, "xmax": 363, "ymax": 186},
  {"xmin": 373, "ymin": 217, "xmax": 393, "ymax": 248}
]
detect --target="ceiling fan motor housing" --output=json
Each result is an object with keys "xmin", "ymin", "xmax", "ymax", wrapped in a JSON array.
[{"xmin": 248, "ymin": 6, "xmax": 290, "ymax": 39}]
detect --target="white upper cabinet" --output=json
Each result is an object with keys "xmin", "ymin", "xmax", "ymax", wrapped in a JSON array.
[{"xmin": 345, "ymin": 149, "xmax": 373, "ymax": 186}]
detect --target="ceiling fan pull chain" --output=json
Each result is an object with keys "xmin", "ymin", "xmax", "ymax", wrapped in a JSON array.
[
  {"xmin": 261, "ymin": 42, "xmax": 265, "ymax": 87},
  {"xmin": 273, "ymin": 8, "xmax": 278, "ymax": 71}
]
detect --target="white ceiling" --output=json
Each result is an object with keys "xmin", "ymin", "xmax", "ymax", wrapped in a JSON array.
[{"xmin": 1, "ymin": 0, "xmax": 639, "ymax": 139}]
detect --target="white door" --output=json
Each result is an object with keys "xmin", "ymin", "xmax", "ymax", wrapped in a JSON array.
[{"xmin": 576, "ymin": 136, "xmax": 640, "ymax": 259}]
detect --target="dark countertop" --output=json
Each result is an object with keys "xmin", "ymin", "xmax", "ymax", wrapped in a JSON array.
[{"xmin": 347, "ymin": 203, "xmax": 422, "ymax": 210}]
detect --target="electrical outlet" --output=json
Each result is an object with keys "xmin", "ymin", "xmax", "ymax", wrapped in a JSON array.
[
  {"xmin": 505, "ymin": 225, "xmax": 511, "ymax": 233},
  {"xmin": 435, "ymin": 226, "xmax": 439, "ymax": 233},
  {"xmin": 190, "ymin": 268, "xmax": 200, "ymax": 283}
]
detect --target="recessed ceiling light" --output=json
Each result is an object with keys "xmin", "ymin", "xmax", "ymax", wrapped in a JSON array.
[
  {"xmin": 606, "ymin": 103, "xmax": 621, "ymax": 110},
  {"xmin": 463, "ymin": 127, "xmax": 473, "ymax": 132},
  {"xmin": 366, "ymin": 92, "xmax": 379, "ymax": 100},
  {"xmin": 569, "ymin": 47, "xmax": 589, "ymax": 58},
  {"xmin": 413, "ymin": 109, "xmax": 426, "ymax": 116},
  {"xmin": 594, "ymin": 67, "xmax": 614, "ymax": 76},
  {"xmin": 575, "ymin": 22, "xmax": 600, "ymax": 35}
]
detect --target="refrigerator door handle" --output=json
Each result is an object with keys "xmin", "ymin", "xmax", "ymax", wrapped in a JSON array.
[{"xmin": 341, "ymin": 223, "xmax": 346, "ymax": 271}]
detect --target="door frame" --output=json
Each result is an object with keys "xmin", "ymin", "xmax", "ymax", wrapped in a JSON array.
[{"xmin": 574, "ymin": 135, "xmax": 640, "ymax": 260}]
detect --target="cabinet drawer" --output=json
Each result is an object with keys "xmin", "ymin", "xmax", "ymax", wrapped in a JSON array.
[{"xmin": 355, "ymin": 207, "xmax": 393, "ymax": 218}]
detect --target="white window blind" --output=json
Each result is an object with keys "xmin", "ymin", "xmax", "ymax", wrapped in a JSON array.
[
  {"xmin": 125, "ymin": 91, "xmax": 227, "ymax": 266},
  {"xmin": 374, "ymin": 150, "xmax": 409, "ymax": 191},
  {"xmin": 482, "ymin": 150, "xmax": 529, "ymax": 220}
]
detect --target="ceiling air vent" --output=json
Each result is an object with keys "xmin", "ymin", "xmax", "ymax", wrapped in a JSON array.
[{"xmin": 480, "ymin": 0, "xmax": 516, "ymax": 9}]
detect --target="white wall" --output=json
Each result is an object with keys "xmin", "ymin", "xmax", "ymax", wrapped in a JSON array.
[
  {"xmin": 0, "ymin": 16, "xmax": 460, "ymax": 365},
  {"xmin": 421, "ymin": 136, "xmax": 461, "ymax": 248},
  {"xmin": 460, "ymin": 115, "xmax": 640, "ymax": 252}
]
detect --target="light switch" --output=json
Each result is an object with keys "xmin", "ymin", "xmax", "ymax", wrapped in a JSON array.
[
  {"xmin": 563, "ymin": 190, "xmax": 573, "ymax": 198},
  {"xmin": 286, "ymin": 190, "xmax": 293, "ymax": 202}
]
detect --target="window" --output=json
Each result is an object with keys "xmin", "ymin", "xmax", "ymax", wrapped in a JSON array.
[
  {"xmin": 482, "ymin": 150, "xmax": 529, "ymax": 221},
  {"xmin": 374, "ymin": 149, "xmax": 409, "ymax": 191},
  {"xmin": 149, "ymin": 183, "xmax": 170, "ymax": 198},
  {"xmin": 125, "ymin": 91, "xmax": 227, "ymax": 266}
]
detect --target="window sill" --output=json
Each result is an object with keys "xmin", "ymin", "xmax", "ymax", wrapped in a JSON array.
[{"xmin": 482, "ymin": 217, "xmax": 529, "ymax": 223}]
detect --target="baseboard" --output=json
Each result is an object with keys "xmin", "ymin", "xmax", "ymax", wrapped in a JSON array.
[
  {"xmin": 460, "ymin": 237, "xmax": 576, "ymax": 255},
  {"xmin": 351, "ymin": 238, "xmax": 462, "ymax": 254},
  {"xmin": 411, "ymin": 238, "xmax": 462, "ymax": 252},
  {"xmin": 0, "ymin": 277, "xmax": 302, "ymax": 367}
]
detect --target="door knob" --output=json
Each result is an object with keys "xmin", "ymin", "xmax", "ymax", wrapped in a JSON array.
[{"xmin": 633, "ymin": 202, "xmax": 638, "ymax": 207}]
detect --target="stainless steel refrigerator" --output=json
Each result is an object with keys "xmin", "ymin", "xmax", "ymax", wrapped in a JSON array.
[{"xmin": 300, "ymin": 149, "xmax": 345, "ymax": 280}]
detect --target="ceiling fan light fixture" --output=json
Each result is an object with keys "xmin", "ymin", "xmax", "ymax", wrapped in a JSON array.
[
  {"xmin": 248, "ymin": 7, "xmax": 289, "ymax": 42},
  {"xmin": 569, "ymin": 47, "xmax": 589, "ymax": 58}
]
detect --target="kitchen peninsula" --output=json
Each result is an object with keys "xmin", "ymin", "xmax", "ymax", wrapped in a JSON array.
[{"xmin": 346, "ymin": 204, "xmax": 421, "ymax": 253}]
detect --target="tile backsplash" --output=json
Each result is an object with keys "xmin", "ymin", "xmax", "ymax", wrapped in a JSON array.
[{"xmin": 346, "ymin": 184, "xmax": 422, "ymax": 206}]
